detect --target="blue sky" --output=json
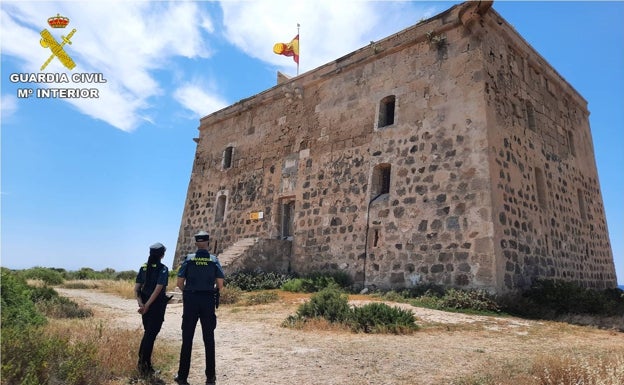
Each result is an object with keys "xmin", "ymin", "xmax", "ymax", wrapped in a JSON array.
[{"xmin": 1, "ymin": 1, "xmax": 622, "ymax": 284}]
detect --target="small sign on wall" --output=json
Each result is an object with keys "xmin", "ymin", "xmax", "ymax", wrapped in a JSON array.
[{"xmin": 250, "ymin": 211, "xmax": 264, "ymax": 220}]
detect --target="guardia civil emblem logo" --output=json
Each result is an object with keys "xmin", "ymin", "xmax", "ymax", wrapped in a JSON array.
[{"xmin": 40, "ymin": 13, "xmax": 77, "ymax": 71}]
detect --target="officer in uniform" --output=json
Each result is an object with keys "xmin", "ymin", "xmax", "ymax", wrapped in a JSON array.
[
  {"xmin": 185, "ymin": 232, "xmax": 224, "ymax": 276},
  {"xmin": 134, "ymin": 242, "xmax": 169, "ymax": 377},
  {"xmin": 175, "ymin": 231, "xmax": 225, "ymax": 385}
]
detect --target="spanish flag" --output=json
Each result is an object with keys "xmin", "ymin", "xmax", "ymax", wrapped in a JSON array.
[{"xmin": 273, "ymin": 34, "xmax": 299, "ymax": 64}]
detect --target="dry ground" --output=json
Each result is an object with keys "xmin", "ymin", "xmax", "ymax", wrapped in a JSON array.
[{"xmin": 57, "ymin": 288, "xmax": 624, "ymax": 385}]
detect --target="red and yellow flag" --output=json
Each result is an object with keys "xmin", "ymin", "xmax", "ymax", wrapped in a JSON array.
[{"xmin": 273, "ymin": 34, "xmax": 299, "ymax": 64}]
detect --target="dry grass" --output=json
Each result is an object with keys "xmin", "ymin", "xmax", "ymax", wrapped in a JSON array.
[
  {"xmin": 62, "ymin": 277, "xmax": 179, "ymax": 299},
  {"xmin": 97, "ymin": 279, "xmax": 137, "ymax": 299},
  {"xmin": 451, "ymin": 351, "xmax": 624, "ymax": 385},
  {"xmin": 530, "ymin": 352, "xmax": 624, "ymax": 385},
  {"xmin": 62, "ymin": 279, "xmax": 105, "ymax": 289},
  {"xmin": 47, "ymin": 318, "xmax": 139, "ymax": 375},
  {"xmin": 52, "ymin": 284, "xmax": 624, "ymax": 385},
  {"xmin": 65, "ymin": 278, "xmax": 136, "ymax": 298},
  {"xmin": 282, "ymin": 314, "xmax": 354, "ymax": 333},
  {"xmin": 271, "ymin": 290, "xmax": 624, "ymax": 384},
  {"xmin": 25, "ymin": 278, "xmax": 47, "ymax": 287},
  {"xmin": 45, "ymin": 318, "xmax": 178, "ymax": 383}
]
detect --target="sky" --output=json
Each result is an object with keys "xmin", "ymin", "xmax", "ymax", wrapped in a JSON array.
[{"xmin": 1, "ymin": 1, "xmax": 622, "ymax": 284}]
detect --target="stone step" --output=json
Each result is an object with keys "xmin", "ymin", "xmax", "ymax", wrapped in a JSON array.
[{"xmin": 218, "ymin": 238, "xmax": 260, "ymax": 267}]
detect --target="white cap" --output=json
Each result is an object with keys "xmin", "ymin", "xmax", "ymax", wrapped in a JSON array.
[{"xmin": 194, "ymin": 231, "xmax": 210, "ymax": 242}]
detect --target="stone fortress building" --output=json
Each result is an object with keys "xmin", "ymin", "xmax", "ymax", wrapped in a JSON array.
[{"xmin": 174, "ymin": 1, "xmax": 617, "ymax": 293}]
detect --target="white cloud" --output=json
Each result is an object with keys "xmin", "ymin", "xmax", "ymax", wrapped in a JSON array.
[
  {"xmin": 219, "ymin": 0, "xmax": 439, "ymax": 73},
  {"xmin": 1, "ymin": 1, "xmax": 216, "ymax": 132},
  {"xmin": 1, "ymin": 1, "xmax": 444, "ymax": 132},
  {"xmin": 174, "ymin": 83, "xmax": 229, "ymax": 118},
  {"xmin": 1, "ymin": 94, "xmax": 18, "ymax": 119}
]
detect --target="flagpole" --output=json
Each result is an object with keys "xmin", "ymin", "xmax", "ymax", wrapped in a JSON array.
[{"xmin": 296, "ymin": 23, "xmax": 300, "ymax": 76}]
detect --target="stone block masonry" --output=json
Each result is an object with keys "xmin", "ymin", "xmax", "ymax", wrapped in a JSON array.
[{"xmin": 174, "ymin": 1, "xmax": 617, "ymax": 293}]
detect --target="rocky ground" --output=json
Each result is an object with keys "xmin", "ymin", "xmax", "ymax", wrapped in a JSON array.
[{"xmin": 57, "ymin": 288, "xmax": 624, "ymax": 385}]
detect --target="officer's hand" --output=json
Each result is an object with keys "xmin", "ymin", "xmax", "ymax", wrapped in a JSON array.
[{"xmin": 137, "ymin": 305, "xmax": 144, "ymax": 314}]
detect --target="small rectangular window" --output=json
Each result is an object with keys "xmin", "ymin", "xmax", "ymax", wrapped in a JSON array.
[
  {"xmin": 577, "ymin": 188, "xmax": 586, "ymax": 222},
  {"xmin": 535, "ymin": 167, "xmax": 547, "ymax": 210},
  {"xmin": 215, "ymin": 195, "xmax": 227, "ymax": 222},
  {"xmin": 223, "ymin": 146, "xmax": 233, "ymax": 169},
  {"xmin": 279, "ymin": 199, "xmax": 295, "ymax": 240},
  {"xmin": 526, "ymin": 102, "xmax": 536, "ymax": 132},
  {"xmin": 567, "ymin": 130, "xmax": 576, "ymax": 157},
  {"xmin": 372, "ymin": 163, "xmax": 391, "ymax": 198},
  {"xmin": 378, "ymin": 95, "xmax": 396, "ymax": 128}
]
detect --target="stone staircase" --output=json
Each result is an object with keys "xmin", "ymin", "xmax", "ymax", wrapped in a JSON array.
[{"xmin": 217, "ymin": 237, "xmax": 260, "ymax": 270}]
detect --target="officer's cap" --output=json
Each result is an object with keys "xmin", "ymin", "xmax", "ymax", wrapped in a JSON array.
[
  {"xmin": 149, "ymin": 242, "xmax": 166, "ymax": 251},
  {"xmin": 194, "ymin": 231, "xmax": 210, "ymax": 242},
  {"xmin": 149, "ymin": 242, "xmax": 166, "ymax": 258}
]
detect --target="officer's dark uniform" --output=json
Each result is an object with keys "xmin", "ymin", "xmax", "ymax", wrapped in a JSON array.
[
  {"xmin": 135, "ymin": 258, "xmax": 169, "ymax": 375},
  {"xmin": 176, "ymin": 248, "xmax": 225, "ymax": 384}
]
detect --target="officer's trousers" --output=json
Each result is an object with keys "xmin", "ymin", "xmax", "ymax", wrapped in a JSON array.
[
  {"xmin": 138, "ymin": 297, "xmax": 167, "ymax": 372},
  {"xmin": 178, "ymin": 291, "xmax": 218, "ymax": 381}
]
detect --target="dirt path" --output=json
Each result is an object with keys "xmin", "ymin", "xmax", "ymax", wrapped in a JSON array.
[{"xmin": 58, "ymin": 288, "xmax": 624, "ymax": 385}]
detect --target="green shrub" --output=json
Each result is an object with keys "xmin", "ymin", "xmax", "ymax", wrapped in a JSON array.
[
  {"xmin": 306, "ymin": 271, "xmax": 353, "ymax": 289},
  {"xmin": 64, "ymin": 267, "xmax": 121, "ymax": 280},
  {"xmin": 29, "ymin": 285, "xmax": 58, "ymax": 302},
  {"xmin": 57, "ymin": 338, "xmax": 100, "ymax": 384},
  {"xmin": 281, "ymin": 271, "xmax": 353, "ymax": 293},
  {"xmin": 219, "ymin": 286, "xmax": 243, "ymax": 305},
  {"xmin": 29, "ymin": 285, "xmax": 94, "ymax": 318},
  {"xmin": 376, "ymin": 284, "xmax": 447, "ymax": 306},
  {"xmin": 282, "ymin": 314, "xmax": 306, "ymax": 329},
  {"xmin": 38, "ymin": 296, "xmax": 94, "ymax": 319},
  {"xmin": 1, "ymin": 268, "xmax": 46, "ymax": 328},
  {"xmin": 281, "ymin": 278, "xmax": 318, "ymax": 293},
  {"xmin": 399, "ymin": 283, "xmax": 447, "ymax": 298},
  {"xmin": 18, "ymin": 267, "xmax": 65, "ymax": 285},
  {"xmin": 227, "ymin": 271, "xmax": 295, "ymax": 291},
  {"xmin": 440, "ymin": 289, "xmax": 500, "ymax": 313},
  {"xmin": 1, "ymin": 326, "xmax": 100, "ymax": 385},
  {"xmin": 296, "ymin": 287, "xmax": 352, "ymax": 323},
  {"xmin": 67, "ymin": 267, "xmax": 99, "ymax": 280},
  {"xmin": 379, "ymin": 290, "xmax": 409, "ymax": 303},
  {"xmin": 502, "ymin": 279, "xmax": 624, "ymax": 318},
  {"xmin": 350, "ymin": 302, "xmax": 418, "ymax": 334},
  {"xmin": 409, "ymin": 294, "xmax": 444, "ymax": 310},
  {"xmin": 114, "ymin": 270, "xmax": 138, "ymax": 281},
  {"xmin": 528, "ymin": 280, "xmax": 595, "ymax": 313},
  {"xmin": 287, "ymin": 287, "xmax": 420, "ymax": 334},
  {"xmin": 243, "ymin": 291, "xmax": 279, "ymax": 306}
]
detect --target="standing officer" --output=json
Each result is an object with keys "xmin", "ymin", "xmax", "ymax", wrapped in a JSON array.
[
  {"xmin": 175, "ymin": 231, "xmax": 225, "ymax": 385},
  {"xmin": 184, "ymin": 231, "xmax": 224, "ymax": 276},
  {"xmin": 135, "ymin": 242, "xmax": 169, "ymax": 377}
]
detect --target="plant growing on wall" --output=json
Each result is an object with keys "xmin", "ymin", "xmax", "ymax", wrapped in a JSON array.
[{"xmin": 426, "ymin": 30, "xmax": 447, "ymax": 48}]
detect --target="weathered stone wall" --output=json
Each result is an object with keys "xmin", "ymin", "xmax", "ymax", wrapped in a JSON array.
[
  {"xmin": 174, "ymin": 1, "xmax": 617, "ymax": 293},
  {"xmin": 480, "ymin": 11, "xmax": 617, "ymax": 290}
]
